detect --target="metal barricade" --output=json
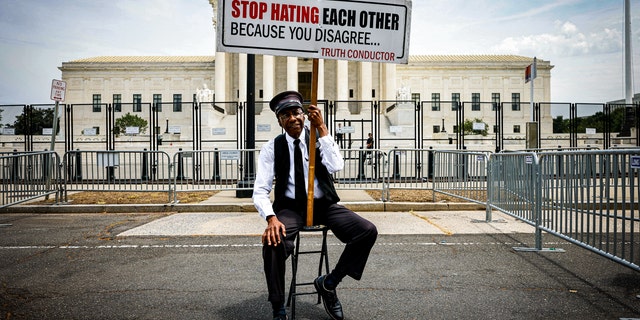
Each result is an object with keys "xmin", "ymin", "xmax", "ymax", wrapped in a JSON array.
[
  {"xmin": 432, "ymin": 150, "xmax": 491, "ymax": 206},
  {"xmin": 62, "ymin": 150, "xmax": 173, "ymax": 202},
  {"xmin": 488, "ymin": 149, "xmax": 640, "ymax": 271},
  {"xmin": 171, "ymin": 149, "xmax": 260, "ymax": 200},
  {"xmin": 171, "ymin": 148, "xmax": 387, "ymax": 202},
  {"xmin": 0, "ymin": 151, "xmax": 60, "ymax": 208},
  {"xmin": 378, "ymin": 148, "xmax": 429, "ymax": 202},
  {"xmin": 487, "ymin": 151, "xmax": 541, "ymax": 238},
  {"xmin": 334, "ymin": 148, "xmax": 386, "ymax": 199}
]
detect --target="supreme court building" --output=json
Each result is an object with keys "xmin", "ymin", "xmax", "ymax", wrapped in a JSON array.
[{"xmin": 54, "ymin": 1, "xmax": 553, "ymax": 152}]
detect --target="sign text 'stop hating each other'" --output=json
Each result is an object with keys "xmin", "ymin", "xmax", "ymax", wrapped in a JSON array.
[{"xmin": 217, "ymin": 0, "xmax": 412, "ymax": 64}]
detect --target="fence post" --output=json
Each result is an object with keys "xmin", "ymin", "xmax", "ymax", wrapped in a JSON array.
[
  {"xmin": 485, "ymin": 154, "xmax": 493, "ymax": 222},
  {"xmin": 74, "ymin": 149, "xmax": 82, "ymax": 181},
  {"xmin": 534, "ymin": 154, "xmax": 543, "ymax": 250},
  {"xmin": 42, "ymin": 149, "xmax": 50, "ymax": 181},
  {"xmin": 11, "ymin": 149, "xmax": 20, "ymax": 181},
  {"xmin": 212, "ymin": 148, "xmax": 220, "ymax": 181},
  {"xmin": 176, "ymin": 148, "xmax": 184, "ymax": 180},
  {"xmin": 427, "ymin": 146, "xmax": 434, "ymax": 180},
  {"xmin": 141, "ymin": 149, "xmax": 149, "ymax": 181},
  {"xmin": 357, "ymin": 147, "xmax": 366, "ymax": 180},
  {"xmin": 393, "ymin": 147, "xmax": 400, "ymax": 179}
]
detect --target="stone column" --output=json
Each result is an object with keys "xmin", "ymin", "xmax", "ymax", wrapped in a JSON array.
[
  {"xmin": 318, "ymin": 59, "xmax": 325, "ymax": 100},
  {"xmin": 336, "ymin": 60, "xmax": 349, "ymax": 115},
  {"xmin": 359, "ymin": 61, "xmax": 372, "ymax": 113},
  {"xmin": 215, "ymin": 52, "xmax": 226, "ymax": 102},
  {"xmin": 262, "ymin": 55, "xmax": 275, "ymax": 101},
  {"xmin": 238, "ymin": 54, "xmax": 247, "ymax": 101},
  {"xmin": 287, "ymin": 56, "xmax": 298, "ymax": 90},
  {"xmin": 382, "ymin": 63, "xmax": 397, "ymax": 102}
]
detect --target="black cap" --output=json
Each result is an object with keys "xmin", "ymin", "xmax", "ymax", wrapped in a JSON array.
[{"xmin": 269, "ymin": 90, "xmax": 303, "ymax": 115}]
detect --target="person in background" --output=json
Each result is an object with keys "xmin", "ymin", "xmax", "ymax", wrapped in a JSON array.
[
  {"xmin": 335, "ymin": 123, "xmax": 344, "ymax": 148},
  {"xmin": 365, "ymin": 132, "xmax": 374, "ymax": 164}
]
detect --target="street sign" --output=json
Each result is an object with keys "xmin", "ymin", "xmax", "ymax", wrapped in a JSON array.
[
  {"xmin": 217, "ymin": 0, "xmax": 412, "ymax": 64},
  {"xmin": 50, "ymin": 79, "xmax": 66, "ymax": 102}
]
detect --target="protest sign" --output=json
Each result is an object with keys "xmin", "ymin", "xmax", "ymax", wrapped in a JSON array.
[{"xmin": 217, "ymin": 0, "xmax": 412, "ymax": 64}]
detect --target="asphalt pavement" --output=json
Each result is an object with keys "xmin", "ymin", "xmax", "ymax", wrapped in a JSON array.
[{"xmin": 1, "ymin": 190, "xmax": 639, "ymax": 319}]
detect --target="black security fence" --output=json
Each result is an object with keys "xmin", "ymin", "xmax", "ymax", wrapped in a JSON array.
[{"xmin": 1, "ymin": 100, "xmax": 638, "ymax": 156}]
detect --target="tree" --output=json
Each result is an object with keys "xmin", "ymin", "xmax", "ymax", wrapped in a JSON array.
[
  {"xmin": 553, "ymin": 115, "xmax": 568, "ymax": 133},
  {"xmin": 114, "ymin": 113, "xmax": 148, "ymax": 136},
  {"xmin": 12, "ymin": 107, "xmax": 59, "ymax": 135},
  {"xmin": 553, "ymin": 108, "xmax": 626, "ymax": 134}
]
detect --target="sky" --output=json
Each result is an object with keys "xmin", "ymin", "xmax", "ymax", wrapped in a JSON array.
[{"xmin": 0, "ymin": 0, "xmax": 639, "ymax": 117}]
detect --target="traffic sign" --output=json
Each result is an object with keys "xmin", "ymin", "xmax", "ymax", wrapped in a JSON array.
[{"xmin": 50, "ymin": 79, "xmax": 66, "ymax": 102}]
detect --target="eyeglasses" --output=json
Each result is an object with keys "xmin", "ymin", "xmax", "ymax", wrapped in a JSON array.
[{"xmin": 278, "ymin": 109, "xmax": 304, "ymax": 121}]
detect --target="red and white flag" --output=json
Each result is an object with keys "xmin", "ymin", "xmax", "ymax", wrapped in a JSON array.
[{"xmin": 525, "ymin": 58, "xmax": 537, "ymax": 83}]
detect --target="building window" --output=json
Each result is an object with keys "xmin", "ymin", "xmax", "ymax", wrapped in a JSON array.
[
  {"xmin": 113, "ymin": 94, "xmax": 122, "ymax": 112},
  {"xmin": 512, "ymin": 93, "xmax": 521, "ymax": 111},
  {"xmin": 372, "ymin": 89, "xmax": 376, "ymax": 98},
  {"xmin": 259, "ymin": 89, "xmax": 263, "ymax": 98},
  {"xmin": 173, "ymin": 94, "xmax": 182, "ymax": 112},
  {"xmin": 411, "ymin": 93, "xmax": 420, "ymax": 105},
  {"xmin": 492, "ymin": 93, "xmax": 500, "ymax": 111},
  {"xmin": 431, "ymin": 93, "xmax": 440, "ymax": 111},
  {"xmin": 452, "ymin": 93, "xmax": 460, "ymax": 110},
  {"xmin": 349, "ymin": 89, "xmax": 354, "ymax": 98},
  {"xmin": 92, "ymin": 94, "xmax": 101, "ymax": 112},
  {"xmin": 133, "ymin": 94, "xmax": 142, "ymax": 112},
  {"xmin": 493, "ymin": 125, "xmax": 499, "ymax": 133},
  {"xmin": 472, "ymin": 93, "xmax": 480, "ymax": 111},
  {"xmin": 513, "ymin": 125, "xmax": 521, "ymax": 133},
  {"xmin": 453, "ymin": 125, "xmax": 459, "ymax": 133},
  {"xmin": 433, "ymin": 125, "xmax": 441, "ymax": 133},
  {"xmin": 153, "ymin": 94, "xmax": 162, "ymax": 112}
]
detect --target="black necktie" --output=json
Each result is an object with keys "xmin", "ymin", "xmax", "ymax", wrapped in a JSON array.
[{"xmin": 293, "ymin": 139, "xmax": 307, "ymax": 213}]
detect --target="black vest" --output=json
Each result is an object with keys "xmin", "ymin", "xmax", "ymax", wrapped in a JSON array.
[{"xmin": 272, "ymin": 130, "xmax": 340, "ymax": 213}]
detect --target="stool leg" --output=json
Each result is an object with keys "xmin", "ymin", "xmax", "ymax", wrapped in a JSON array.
[
  {"xmin": 316, "ymin": 229, "xmax": 330, "ymax": 304},
  {"xmin": 287, "ymin": 234, "xmax": 301, "ymax": 320}
]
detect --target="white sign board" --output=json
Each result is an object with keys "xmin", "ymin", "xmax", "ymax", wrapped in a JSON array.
[
  {"xmin": 472, "ymin": 122, "xmax": 485, "ymax": 131},
  {"xmin": 50, "ymin": 79, "xmax": 66, "ymax": 102},
  {"xmin": 125, "ymin": 126, "xmax": 140, "ymax": 135},
  {"xmin": 257, "ymin": 124, "xmax": 271, "ymax": 132},
  {"xmin": 585, "ymin": 128, "xmax": 596, "ymax": 134},
  {"xmin": 217, "ymin": 0, "xmax": 412, "ymax": 64},
  {"xmin": 212, "ymin": 128, "xmax": 227, "ymax": 135},
  {"xmin": 220, "ymin": 150, "xmax": 241, "ymax": 161},
  {"xmin": 168, "ymin": 125, "xmax": 181, "ymax": 134}
]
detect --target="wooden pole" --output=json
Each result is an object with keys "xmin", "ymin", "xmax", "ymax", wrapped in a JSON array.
[{"xmin": 306, "ymin": 58, "xmax": 319, "ymax": 226}]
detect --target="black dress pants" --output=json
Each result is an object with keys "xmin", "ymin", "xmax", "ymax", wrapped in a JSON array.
[{"xmin": 263, "ymin": 199, "xmax": 378, "ymax": 304}]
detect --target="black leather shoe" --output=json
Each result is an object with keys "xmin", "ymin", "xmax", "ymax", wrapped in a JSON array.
[{"xmin": 314, "ymin": 275, "xmax": 344, "ymax": 320}]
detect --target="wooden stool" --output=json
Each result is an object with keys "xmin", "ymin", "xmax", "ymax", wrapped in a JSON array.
[{"xmin": 287, "ymin": 225, "xmax": 330, "ymax": 320}]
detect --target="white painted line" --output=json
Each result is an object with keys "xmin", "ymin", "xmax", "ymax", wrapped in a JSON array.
[{"xmin": 0, "ymin": 241, "xmax": 567, "ymax": 250}]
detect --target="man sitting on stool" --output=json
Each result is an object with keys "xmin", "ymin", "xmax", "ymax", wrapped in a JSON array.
[{"xmin": 253, "ymin": 90, "xmax": 378, "ymax": 320}]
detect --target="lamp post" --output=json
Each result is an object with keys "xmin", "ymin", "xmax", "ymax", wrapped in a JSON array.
[{"xmin": 165, "ymin": 118, "xmax": 169, "ymax": 133}]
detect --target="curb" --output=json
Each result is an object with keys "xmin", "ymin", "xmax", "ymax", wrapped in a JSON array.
[{"xmin": 0, "ymin": 202, "xmax": 485, "ymax": 214}]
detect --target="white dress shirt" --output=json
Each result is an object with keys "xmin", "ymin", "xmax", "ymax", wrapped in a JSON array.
[{"xmin": 253, "ymin": 129, "xmax": 344, "ymax": 220}]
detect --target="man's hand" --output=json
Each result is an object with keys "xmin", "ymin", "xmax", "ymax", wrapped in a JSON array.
[
  {"xmin": 262, "ymin": 215, "xmax": 286, "ymax": 246},
  {"xmin": 307, "ymin": 105, "xmax": 328, "ymax": 137}
]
